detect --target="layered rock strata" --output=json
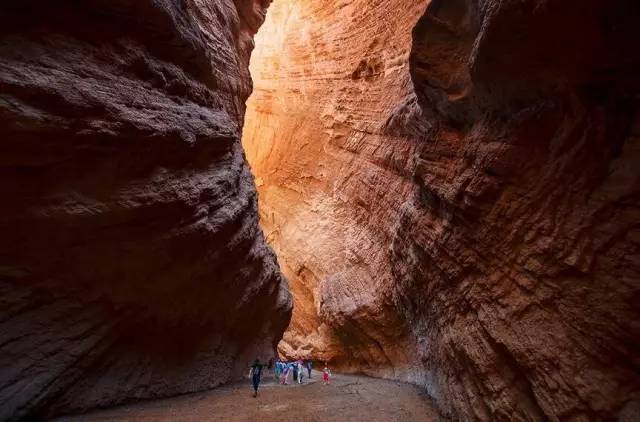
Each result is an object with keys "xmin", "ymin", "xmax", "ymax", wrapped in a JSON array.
[
  {"xmin": 0, "ymin": 1, "xmax": 291, "ymax": 420},
  {"xmin": 243, "ymin": 0, "xmax": 640, "ymax": 420}
]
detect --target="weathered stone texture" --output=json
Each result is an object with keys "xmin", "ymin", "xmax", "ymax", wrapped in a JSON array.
[
  {"xmin": 0, "ymin": 0, "xmax": 291, "ymax": 420},
  {"xmin": 244, "ymin": 0, "xmax": 640, "ymax": 420}
]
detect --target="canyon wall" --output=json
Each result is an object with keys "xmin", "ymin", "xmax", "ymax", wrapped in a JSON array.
[
  {"xmin": 244, "ymin": 0, "xmax": 640, "ymax": 420},
  {"xmin": 244, "ymin": 0, "xmax": 432, "ymax": 375},
  {"xmin": 0, "ymin": 0, "xmax": 291, "ymax": 420}
]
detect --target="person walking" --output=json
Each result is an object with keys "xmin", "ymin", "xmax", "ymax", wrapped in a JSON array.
[
  {"xmin": 297, "ymin": 360, "xmax": 303, "ymax": 384},
  {"xmin": 281, "ymin": 363, "xmax": 291, "ymax": 385},
  {"xmin": 274, "ymin": 359, "xmax": 281, "ymax": 380},
  {"xmin": 322, "ymin": 363, "xmax": 331, "ymax": 385},
  {"xmin": 249, "ymin": 359, "xmax": 264, "ymax": 397},
  {"xmin": 306, "ymin": 360, "xmax": 313, "ymax": 378}
]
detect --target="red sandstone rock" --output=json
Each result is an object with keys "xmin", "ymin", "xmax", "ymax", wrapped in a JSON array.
[
  {"xmin": 244, "ymin": 0, "xmax": 640, "ymax": 420},
  {"xmin": 0, "ymin": 1, "xmax": 290, "ymax": 420},
  {"xmin": 244, "ymin": 0, "xmax": 431, "ymax": 372}
]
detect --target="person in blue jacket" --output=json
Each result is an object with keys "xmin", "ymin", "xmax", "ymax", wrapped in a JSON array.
[{"xmin": 306, "ymin": 360, "xmax": 313, "ymax": 378}]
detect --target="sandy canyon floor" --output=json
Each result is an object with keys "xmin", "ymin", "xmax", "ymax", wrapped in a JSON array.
[{"xmin": 57, "ymin": 372, "xmax": 442, "ymax": 422}]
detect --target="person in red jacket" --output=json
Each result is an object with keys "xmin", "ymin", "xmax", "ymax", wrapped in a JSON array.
[{"xmin": 322, "ymin": 363, "xmax": 331, "ymax": 385}]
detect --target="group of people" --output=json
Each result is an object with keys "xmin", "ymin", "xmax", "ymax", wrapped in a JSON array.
[
  {"xmin": 249, "ymin": 358, "xmax": 332, "ymax": 397},
  {"xmin": 274, "ymin": 359, "xmax": 313, "ymax": 385}
]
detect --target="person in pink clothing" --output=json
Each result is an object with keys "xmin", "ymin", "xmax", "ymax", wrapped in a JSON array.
[{"xmin": 322, "ymin": 363, "xmax": 331, "ymax": 385}]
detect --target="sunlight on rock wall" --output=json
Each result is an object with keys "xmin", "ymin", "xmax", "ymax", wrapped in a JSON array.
[
  {"xmin": 243, "ymin": 0, "xmax": 640, "ymax": 420},
  {"xmin": 243, "ymin": 0, "xmax": 429, "ymax": 370}
]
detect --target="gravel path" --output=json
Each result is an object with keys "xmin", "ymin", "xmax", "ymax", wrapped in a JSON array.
[{"xmin": 58, "ymin": 371, "xmax": 442, "ymax": 421}]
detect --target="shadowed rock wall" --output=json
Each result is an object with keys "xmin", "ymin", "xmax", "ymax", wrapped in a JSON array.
[
  {"xmin": 244, "ymin": 0, "xmax": 640, "ymax": 420},
  {"xmin": 0, "ymin": 0, "xmax": 291, "ymax": 420}
]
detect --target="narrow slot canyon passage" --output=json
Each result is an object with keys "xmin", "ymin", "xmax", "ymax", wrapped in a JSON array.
[
  {"xmin": 0, "ymin": 0, "xmax": 639, "ymax": 421},
  {"xmin": 242, "ymin": 0, "xmax": 431, "ymax": 375}
]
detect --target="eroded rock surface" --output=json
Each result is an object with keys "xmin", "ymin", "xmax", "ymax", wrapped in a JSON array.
[
  {"xmin": 244, "ymin": 0, "xmax": 640, "ymax": 420},
  {"xmin": 245, "ymin": 0, "xmax": 432, "ymax": 374},
  {"xmin": 0, "ymin": 1, "xmax": 291, "ymax": 420}
]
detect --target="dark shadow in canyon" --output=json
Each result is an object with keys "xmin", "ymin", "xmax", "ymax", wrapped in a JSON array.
[{"xmin": 0, "ymin": 1, "xmax": 291, "ymax": 420}]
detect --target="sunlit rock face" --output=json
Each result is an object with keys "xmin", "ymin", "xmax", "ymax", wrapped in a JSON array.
[
  {"xmin": 244, "ymin": 0, "xmax": 640, "ymax": 420},
  {"xmin": 0, "ymin": 1, "xmax": 291, "ymax": 420},
  {"xmin": 244, "ymin": 0, "xmax": 430, "ymax": 373}
]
